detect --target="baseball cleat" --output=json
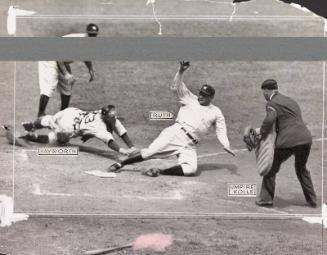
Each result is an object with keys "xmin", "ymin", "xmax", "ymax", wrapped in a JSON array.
[
  {"xmin": 307, "ymin": 200, "xmax": 317, "ymax": 208},
  {"xmin": 22, "ymin": 122, "xmax": 34, "ymax": 132},
  {"xmin": 107, "ymin": 162, "xmax": 122, "ymax": 173},
  {"xmin": 255, "ymin": 200, "xmax": 273, "ymax": 207},
  {"xmin": 2, "ymin": 125, "xmax": 26, "ymax": 147},
  {"xmin": 142, "ymin": 168, "xmax": 160, "ymax": 177},
  {"xmin": 1, "ymin": 124, "xmax": 9, "ymax": 131},
  {"xmin": 2, "ymin": 125, "xmax": 15, "ymax": 145}
]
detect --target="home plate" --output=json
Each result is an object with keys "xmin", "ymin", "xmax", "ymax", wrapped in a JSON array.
[{"xmin": 85, "ymin": 170, "xmax": 117, "ymax": 178}]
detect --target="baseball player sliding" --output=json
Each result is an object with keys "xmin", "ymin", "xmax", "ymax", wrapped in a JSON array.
[
  {"xmin": 20, "ymin": 105, "xmax": 137, "ymax": 156},
  {"xmin": 37, "ymin": 23, "xmax": 99, "ymax": 117},
  {"xmin": 108, "ymin": 61, "xmax": 234, "ymax": 177}
]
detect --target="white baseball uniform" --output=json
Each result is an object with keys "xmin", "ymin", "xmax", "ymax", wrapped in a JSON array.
[
  {"xmin": 38, "ymin": 33, "xmax": 87, "ymax": 97},
  {"xmin": 141, "ymin": 71, "xmax": 230, "ymax": 175},
  {"xmin": 40, "ymin": 107, "xmax": 127, "ymax": 145}
]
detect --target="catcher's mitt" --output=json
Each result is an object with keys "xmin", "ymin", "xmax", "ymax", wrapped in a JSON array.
[
  {"xmin": 243, "ymin": 125, "xmax": 276, "ymax": 177},
  {"xmin": 243, "ymin": 126, "xmax": 260, "ymax": 151}
]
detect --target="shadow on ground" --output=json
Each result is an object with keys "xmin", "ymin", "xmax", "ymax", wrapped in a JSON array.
[
  {"xmin": 69, "ymin": 143, "xmax": 118, "ymax": 160},
  {"xmin": 197, "ymin": 163, "xmax": 239, "ymax": 176},
  {"xmin": 274, "ymin": 196, "xmax": 320, "ymax": 210}
]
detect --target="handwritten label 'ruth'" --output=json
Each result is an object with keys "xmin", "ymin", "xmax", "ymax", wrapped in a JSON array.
[{"xmin": 149, "ymin": 111, "xmax": 174, "ymax": 120}]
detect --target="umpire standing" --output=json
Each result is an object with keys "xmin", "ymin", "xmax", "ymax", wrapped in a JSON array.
[{"xmin": 255, "ymin": 79, "xmax": 317, "ymax": 208}]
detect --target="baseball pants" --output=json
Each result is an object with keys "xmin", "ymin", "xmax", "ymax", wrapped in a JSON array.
[
  {"xmin": 39, "ymin": 61, "xmax": 73, "ymax": 97},
  {"xmin": 257, "ymin": 143, "xmax": 317, "ymax": 204},
  {"xmin": 141, "ymin": 124, "xmax": 198, "ymax": 175}
]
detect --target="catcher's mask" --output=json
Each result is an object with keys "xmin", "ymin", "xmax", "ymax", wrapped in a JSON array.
[{"xmin": 101, "ymin": 105, "xmax": 117, "ymax": 132}]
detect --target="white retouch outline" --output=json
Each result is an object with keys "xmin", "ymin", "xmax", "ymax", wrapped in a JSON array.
[{"xmin": 7, "ymin": 3, "xmax": 326, "ymax": 224}]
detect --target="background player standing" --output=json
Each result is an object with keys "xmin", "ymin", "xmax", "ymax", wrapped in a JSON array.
[
  {"xmin": 37, "ymin": 23, "xmax": 99, "ymax": 117},
  {"xmin": 108, "ymin": 61, "xmax": 234, "ymax": 176}
]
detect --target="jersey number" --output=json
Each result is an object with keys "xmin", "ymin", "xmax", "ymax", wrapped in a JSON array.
[{"xmin": 84, "ymin": 111, "xmax": 97, "ymax": 124}]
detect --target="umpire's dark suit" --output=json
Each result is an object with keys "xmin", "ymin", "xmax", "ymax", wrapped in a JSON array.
[{"xmin": 257, "ymin": 91, "xmax": 317, "ymax": 207}]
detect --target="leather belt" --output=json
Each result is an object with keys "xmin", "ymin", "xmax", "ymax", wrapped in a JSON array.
[{"xmin": 180, "ymin": 127, "xmax": 198, "ymax": 144}]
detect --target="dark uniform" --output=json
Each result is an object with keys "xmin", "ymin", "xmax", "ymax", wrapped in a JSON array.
[{"xmin": 257, "ymin": 91, "xmax": 317, "ymax": 207}]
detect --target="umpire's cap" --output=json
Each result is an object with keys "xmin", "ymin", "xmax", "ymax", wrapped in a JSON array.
[
  {"xmin": 198, "ymin": 84, "xmax": 215, "ymax": 97},
  {"xmin": 261, "ymin": 79, "xmax": 278, "ymax": 90},
  {"xmin": 86, "ymin": 23, "xmax": 99, "ymax": 36}
]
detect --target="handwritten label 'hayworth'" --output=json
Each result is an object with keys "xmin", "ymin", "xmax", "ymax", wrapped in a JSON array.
[{"xmin": 38, "ymin": 147, "xmax": 79, "ymax": 156}]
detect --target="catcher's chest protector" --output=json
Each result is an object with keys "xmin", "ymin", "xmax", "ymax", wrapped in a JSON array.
[{"xmin": 255, "ymin": 125, "xmax": 276, "ymax": 176}]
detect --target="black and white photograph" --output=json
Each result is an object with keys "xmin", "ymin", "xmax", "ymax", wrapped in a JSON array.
[
  {"xmin": 6, "ymin": 60, "xmax": 323, "ymax": 216},
  {"xmin": 0, "ymin": 0, "xmax": 326, "ymax": 254}
]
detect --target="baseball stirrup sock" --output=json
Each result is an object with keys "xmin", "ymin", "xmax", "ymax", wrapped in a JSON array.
[
  {"xmin": 160, "ymin": 165, "xmax": 184, "ymax": 176},
  {"xmin": 38, "ymin": 94, "xmax": 49, "ymax": 117},
  {"xmin": 33, "ymin": 118, "xmax": 43, "ymax": 129},
  {"xmin": 24, "ymin": 133, "xmax": 49, "ymax": 143},
  {"xmin": 60, "ymin": 94, "xmax": 71, "ymax": 110},
  {"xmin": 121, "ymin": 152, "xmax": 143, "ymax": 166}
]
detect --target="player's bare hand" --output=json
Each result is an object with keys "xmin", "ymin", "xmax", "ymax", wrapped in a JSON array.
[
  {"xmin": 89, "ymin": 69, "xmax": 95, "ymax": 82},
  {"xmin": 118, "ymin": 148, "xmax": 130, "ymax": 156},
  {"xmin": 128, "ymin": 147, "xmax": 140, "ymax": 156},
  {"xmin": 179, "ymin": 61, "xmax": 190, "ymax": 73},
  {"xmin": 224, "ymin": 147, "xmax": 236, "ymax": 157}
]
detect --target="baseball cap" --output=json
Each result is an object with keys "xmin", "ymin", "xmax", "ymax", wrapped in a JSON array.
[
  {"xmin": 101, "ymin": 105, "xmax": 116, "ymax": 116},
  {"xmin": 261, "ymin": 79, "xmax": 278, "ymax": 90},
  {"xmin": 86, "ymin": 23, "xmax": 99, "ymax": 36},
  {"xmin": 198, "ymin": 84, "xmax": 215, "ymax": 97}
]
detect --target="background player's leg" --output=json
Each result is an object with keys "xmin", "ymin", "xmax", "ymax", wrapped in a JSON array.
[
  {"xmin": 58, "ymin": 64, "xmax": 73, "ymax": 110},
  {"xmin": 38, "ymin": 61, "xmax": 58, "ymax": 117},
  {"xmin": 60, "ymin": 94, "xmax": 71, "ymax": 110},
  {"xmin": 38, "ymin": 94, "xmax": 49, "ymax": 117}
]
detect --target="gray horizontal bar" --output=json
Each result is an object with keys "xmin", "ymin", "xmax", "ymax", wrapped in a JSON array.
[{"xmin": 0, "ymin": 37, "xmax": 326, "ymax": 61}]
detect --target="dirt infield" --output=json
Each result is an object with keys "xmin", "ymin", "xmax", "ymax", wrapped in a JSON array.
[{"xmin": 0, "ymin": 216, "xmax": 323, "ymax": 255}]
